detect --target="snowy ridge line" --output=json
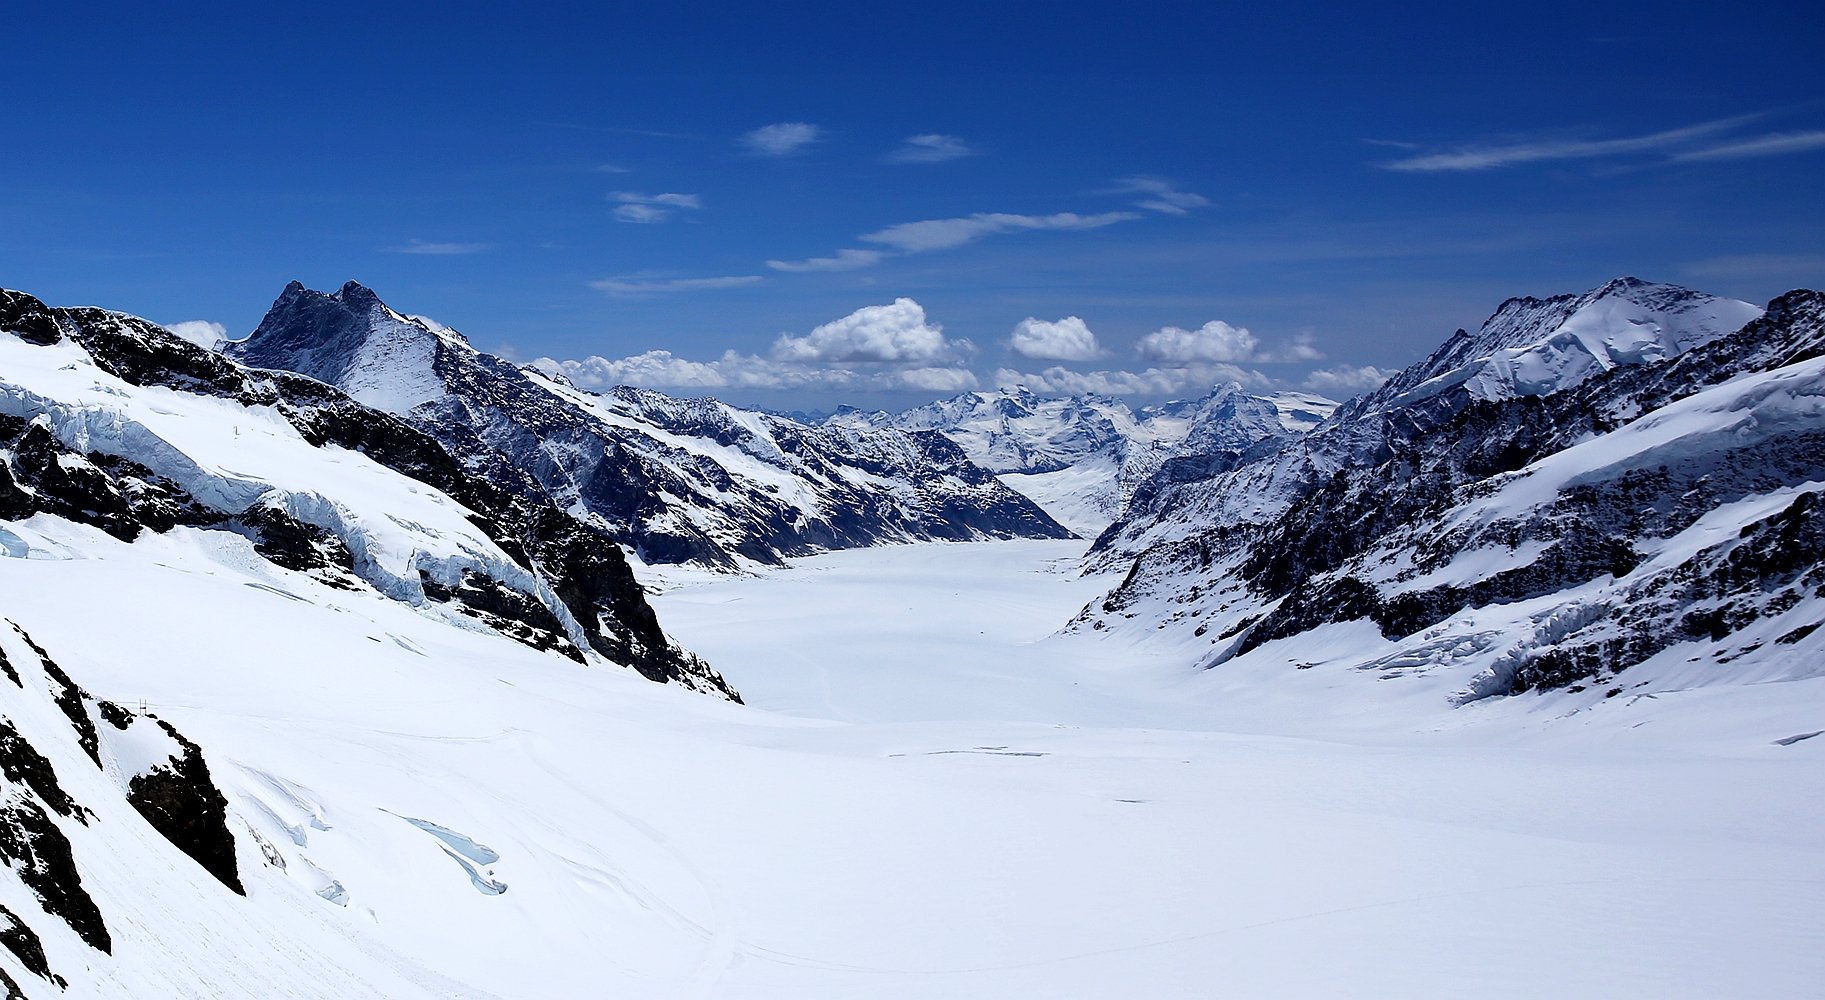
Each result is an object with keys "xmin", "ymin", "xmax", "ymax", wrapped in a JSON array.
[
  {"xmin": 1087, "ymin": 278, "xmax": 1769, "ymax": 570},
  {"xmin": 225, "ymin": 281, "xmax": 1071, "ymax": 573},
  {"xmin": 1, "ymin": 287, "xmax": 735, "ymax": 698},
  {"xmin": 1075, "ymin": 283, "xmax": 1825, "ymax": 705}
]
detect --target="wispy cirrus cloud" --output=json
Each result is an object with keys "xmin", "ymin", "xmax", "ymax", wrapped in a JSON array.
[
  {"xmin": 589, "ymin": 274, "xmax": 762, "ymax": 296},
  {"xmin": 1671, "ymin": 130, "xmax": 1825, "ymax": 162},
  {"xmin": 862, "ymin": 211, "xmax": 1138, "ymax": 253},
  {"xmin": 381, "ymin": 239, "xmax": 491, "ymax": 255},
  {"xmin": 766, "ymin": 249, "xmax": 886, "ymax": 272},
  {"xmin": 742, "ymin": 122, "xmax": 822, "ymax": 156},
  {"xmin": 1107, "ymin": 176, "xmax": 1210, "ymax": 214},
  {"xmin": 886, "ymin": 134, "xmax": 975, "ymax": 163},
  {"xmin": 1377, "ymin": 113, "xmax": 1772, "ymax": 172},
  {"xmin": 610, "ymin": 191, "xmax": 702, "ymax": 223}
]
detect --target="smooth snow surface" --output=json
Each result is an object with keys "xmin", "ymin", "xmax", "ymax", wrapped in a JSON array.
[{"xmin": 2, "ymin": 530, "xmax": 1821, "ymax": 997}]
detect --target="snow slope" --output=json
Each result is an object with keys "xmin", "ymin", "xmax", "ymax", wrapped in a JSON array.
[
  {"xmin": 0, "ymin": 280, "xmax": 1817, "ymax": 998},
  {"xmin": 0, "ymin": 529, "xmax": 1819, "ymax": 998}
]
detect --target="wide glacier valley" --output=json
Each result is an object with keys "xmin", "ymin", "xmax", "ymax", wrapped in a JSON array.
[{"xmin": 0, "ymin": 276, "xmax": 1821, "ymax": 998}]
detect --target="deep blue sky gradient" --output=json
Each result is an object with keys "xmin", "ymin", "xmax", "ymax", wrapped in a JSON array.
[{"xmin": 5, "ymin": 1, "xmax": 1822, "ymax": 407}]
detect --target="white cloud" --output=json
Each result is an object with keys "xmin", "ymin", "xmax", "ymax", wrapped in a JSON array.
[
  {"xmin": 1302, "ymin": 364, "xmax": 1392, "ymax": 396},
  {"xmin": 886, "ymin": 134, "xmax": 975, "ymax": 163},
  {"xmin": 1378, "ymin": 114, "xmax": 1762, "ymax": 172},
  {"xmin": 538, "ymin": 350, "xmax": 728, "ymax": 388},
  {"xmin": 1008, "ymin": 316, "xmax": 1103, "ymax": 361},
  {"xmin": 162, "ymin": 320, "xmax": 227, "ymax": 350},
  {"xmin": 381, "ymin": 239, "xmax": 490, "ymax": 254},
  {"xmin": 534, "ymin": 350, "xmax": 978, "ymax": 393},
  {"xmin": 742, "ymin": 122, "xmax": 822, "ymax": 156},
  {"xmin": 1110, "ymin": 176, "xmax": 1209, "ymax": 214},
  {"xmin": 1681, "ymin": 253, "xmax": 1825, "ymax": 280},
  {"xmin": 994, "ymin": 363, "xmax": 1273, "ymax": 396},
  {"xmin": 589, "ymin": 275, "xmax": 762, "ymax": 296},
  {"xmin": 1672, "ymin": 130, "xmax": 1825, "ymax": 162},
  {"xmin": 861, "ymin": 211, "xmax": 1138, "ymax": 253},
  {"xmin": 610, "ymin": 191, "xmax": 702, "ymax": 223},
  {"xmin": 772, "ymin": 298, "xmax": 969, "ymax": 363},
  {"xmin": 1135, "ymin": 320, "xmax": 1321, "ymax": 364},
  {"xmin": 766, "ymin": 249, "xmax": 887, "ymax": 272}
]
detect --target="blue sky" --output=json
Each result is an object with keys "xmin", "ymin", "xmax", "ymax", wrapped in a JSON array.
[{"xmin": 5, "ymin": 1, "xmax": 1822, "ymax": 410}]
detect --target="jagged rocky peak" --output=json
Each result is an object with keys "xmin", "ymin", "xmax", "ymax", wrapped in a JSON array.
[
  {"xmin": 228, "ymin": 280, "xmax": 1071, "ymax": 570},
  {"xmin": 228, "ymin": 280, "xmax": 471, "ymax": 413}
]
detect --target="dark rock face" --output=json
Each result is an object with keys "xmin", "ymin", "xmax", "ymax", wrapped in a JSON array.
[
  {"xmin": 226, "ymin": 282, "xmax": 1071, "ymax": 572},
  {"xmin": 1082, "ymin": 284, "xmax": 1825, "ymax": 698},
  {"xmin": 0, "ymin": 796, "xmax": 109, "ymax": 953},
  {"xmin": 0, "ymin": 905, "xmax": 52, "ymax": 983},
  {"xmin": 2, "ymin": 287, "xmax": 733, "ymax": 697},
  {"xmin": 9, "ymin": 623, "xmax": 103, "ymax": 770},
  {"xmin": 123, "ymin": 717, "xmax": 245, "ymax": 896},
  {"xmin": 421, "ymin": 568, "xmax": 585, "ymax": 663}
]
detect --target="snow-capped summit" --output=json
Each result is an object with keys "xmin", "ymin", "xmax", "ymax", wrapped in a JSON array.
[
  {"xmin": 228, "ymin": 282, "xmax": 1071, "ymax": 569},
  {"xmin": 1076, "ymin": 280, "xmax": 1822, "ymax": 706},
  {"xmin": 1382, "ymin": 277, "xmax": 1762, "ymax": 406},
  {"xmin": 841, "ymin": 384, "xmax": 1337, "ymax": 536}
]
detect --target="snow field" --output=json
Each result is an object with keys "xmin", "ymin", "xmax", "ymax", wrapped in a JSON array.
[{"xmin": 0, "ymin": 523, "xmax": 1819, "ymax": 997}]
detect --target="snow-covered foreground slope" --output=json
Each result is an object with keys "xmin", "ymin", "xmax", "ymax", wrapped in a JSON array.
[{"xmin": 2, "ymin": 530, "xmax": 1819, "ymax": 997}]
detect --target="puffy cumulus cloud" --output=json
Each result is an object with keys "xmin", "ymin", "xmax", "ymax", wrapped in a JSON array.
[
  {"xmin": 1008, "ymin": 316, "xmax": 1103, "ymax": 361},
  {"xmin": 162, "ymin": 320, "xmax": 227, "ymax": 350},
  {"xmin": 1135, "ymin": 320, "xmax": 1322, "ymax": 364},
  {"xmin": 742, "ymin": 122, "xmax": 821, "ymax": 156},
  {"xmin": 537, "ymin": 350, "xmax": 728, "ymax": 389},
  {"xmin": 1302, "ymin": 364, "xmax": 1393, "ymax": 396},
  {"xmin": 861, "ymin": 211, "xmax": 1137, "ymax": 253},
  {"xmin": 771, "ymin": 298, "xmax": 971, "ymax": 363},
  {"xmin": 533, "ymin": 351, "xmax": 977, "ymax": 393},
  {"xmin": 995, "ymin": 363, "xmax": 1273, "ymax": 397},
  {"xmin": 589, "ymin": 275, "xmax": 762, "ymax": 296},
  {"xmin": 886, "ymin": 134, "xmax": 975, "ymax": 163},
  {"xmin": 1110, "ymin": 176, "xmax": 1210, "ymax": 214},
  {"xmin": 1135, "ymin": 320, "xmax": 1258, "ymax": 363},
  {"xmin": 611, "ymin": 191, "xmax": 702, "ymax": 223},
  {"xmin": 766, "ymin": 248, "xmax": 886, "ymax": 272}
]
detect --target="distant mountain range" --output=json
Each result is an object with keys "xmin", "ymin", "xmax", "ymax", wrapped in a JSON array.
[{"xmin": 225, "ymin": 282, "xmax": 1072, "ymax": 570}]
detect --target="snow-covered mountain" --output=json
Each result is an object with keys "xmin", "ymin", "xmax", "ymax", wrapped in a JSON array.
[
  {"xmin": 224, "ymin": 282, "xmax": 1071, "ymax": 568},
  {"xmin": 1076, "ymin": 278, "xmax": 1824, "ymax": 703},
  {"xmin": 0, "ymin": 287, "xmax": 733, "ymax": 699},
  {"xmin": 0, "ymin": 280, "xmax": 1820, "ymax": 998},
  {"xmin": 830, "ymin": 385, "xmax": 1336, "ymax": 535}
]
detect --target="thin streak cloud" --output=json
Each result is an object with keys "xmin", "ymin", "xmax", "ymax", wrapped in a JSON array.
[
  {"xmin": 1671, "ymin": 130, "xmax": 1825, "ymax": 162},
  {"xmin": 861, "ymin": 211, "xmax": 1138, "ymax": 253},
  {"xmin": 589, "ymin": 275, "xmax": 762, "ymax": 296},
  {"xmin": 1379, "ymin": 114, "xmax": 1764, "ymax": 171},
  {"xmin": 380, "ymin": 239, "xmax": 492, "ymax": 255}
]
